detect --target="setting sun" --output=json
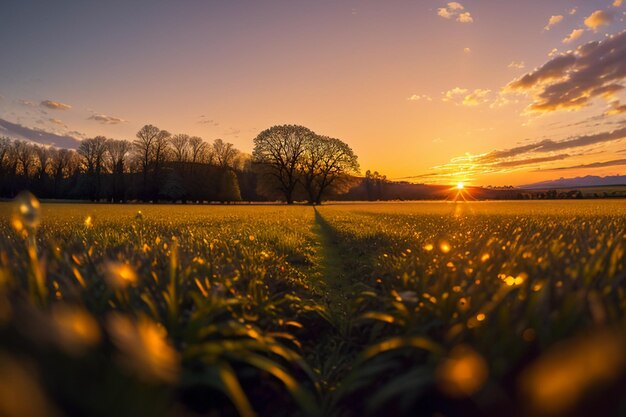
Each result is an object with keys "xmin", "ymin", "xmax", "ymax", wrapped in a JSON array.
[{"xmin": 456, "ymin": 182, "xmax": 465, "ymax": 190}]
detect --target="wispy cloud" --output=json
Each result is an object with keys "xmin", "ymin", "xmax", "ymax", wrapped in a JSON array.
[
  {"xmin": 414, "ymin": 126, "xmax": 626, "ymax": 182},
  {"xmin": 442, "ymin": 87, "xmax": 468, "ymax": 103},
  {"xmin": 88, "ymin": 113, "xmax": 126, "ymax": 124},
  {"xmin": 541, "ymin": 158, "xmax": 626, "ymax": 171},
  {"xmin": 462, "ymin": 89, "xmax": 491, "ymax": 106},
  {"xmin": 41, "ymin": 100, "xmax": 72, "ymax": 110},
  {"xmin": 506, "ymin": 30, "xmax": 626, "ymax": 113},
  {"xmin": 562, "ymin": 28, "xmax": 584, "ymax": 43},
  {"xmin": 544, "ymin": 15, "xmax": 563, "ymax": 31},
  {"xmin": 17, "ymin": 99, "xmax": 37, "ymax": 107},
  {"xmin": 49, "ymin": 118, "xmax": 67, "ymax": 127},
  {"xmin": 437, "ymin": 2, "xmax": 473, "ymax": 23},
  {"xmin": 407, "ymin": 94, "xmax": 433, "ymax": 102},
  {"xmin": 584, "ymin": 10, "xmax": 614, "ymax": 31},
  {"xmin": 508, "ymin": 61, "xmax": 525, "ymax": 69},
  {"xmin": 442, "ymin": 87, "xmax": 492, "ymax": 106},
  {"xmin": 607, "ymin": 101, "xmax": 626, "ymax": 115},
  {"xmin": 199, "ymin": 117, "xmax": 220, "ymax": 127},
  {"xmin": 0, "ymin": 117, "xmax": 80, "ymax": 148}
]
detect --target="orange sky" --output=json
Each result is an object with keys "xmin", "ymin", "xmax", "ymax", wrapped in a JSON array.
[{"xmin": 0, "ymin": 1, "xmax": 625, "ymax": 186}]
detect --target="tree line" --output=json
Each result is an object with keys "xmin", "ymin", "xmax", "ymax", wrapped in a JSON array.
[
  {"xmin": 0, "ymin": 123, "xmax": 360, "ymax": 204},
  {"xmin": 0, "ymin": 126, "xmax": 251, "ymax": 202}
]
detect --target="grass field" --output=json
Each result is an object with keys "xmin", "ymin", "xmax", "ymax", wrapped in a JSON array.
[{"xmin": 1, "ymin": 197, "xmax": 626, "ymax": 417}]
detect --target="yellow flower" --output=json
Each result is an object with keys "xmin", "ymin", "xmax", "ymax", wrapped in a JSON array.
[
  {"xmin": 11, "ymin": 191, "xmax": 41, "ymax": 234},
  {"xmin": 439, "ymin": 240, "xmax": 451, "ymax": 254},
  {"xmin": 51, "ymin": 305, "xmax": 101, "ymax": 354},
  {"xmin": 103, "ymin": 261, "xmax": 138, "ymax": 289},
  {"xmin": 107, "ymin": 314, "xmax": 180, "ymax": 383},
  {"xmin": 84, "ymin": 215, "xmax": 94, "ymax": 228}
]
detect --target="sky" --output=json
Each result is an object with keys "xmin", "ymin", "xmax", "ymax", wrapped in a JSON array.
[{"xmin": 1, "ymin": 0, "xmax": 625, "ymax": 186}]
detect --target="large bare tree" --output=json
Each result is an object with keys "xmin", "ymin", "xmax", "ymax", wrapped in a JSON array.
[
  {"xmin": 49, "ymin": 148, "xmax": 76, "ymax": 196},
  {"xmin": 212, "ymin": 138, "xmax": 238, "ymax": 168},
  {"xmin": 77, "ymin": 136, "xmax": 108, "ymax": 199},
  {"xmin": 252, "ymin": 125, "xmax": 314, "ymax": 204},
  {"xmin": 170, "ymin": 134, "xmax": 190, "ymax": 163},
  {"xmin": 106, "ymin": 139, "xmax": 132, "ymax": 201},
  {"xmin": 14, "ymin": 140, "xmax": 35, "ymax": 178},
  {"xmin": 133, "ymin": 124, "xmax": 161, "ymax": 197},
  {"xmin": 303, "ymin": 136, "xmax": 359, "ymax": 204},
  {"xmin": 33, "ymin": 145, "xmax": 51, "ymax": 182},
  {"xmin": 0, "ymin": 137, "xmax": 12, "ymax": 176}
]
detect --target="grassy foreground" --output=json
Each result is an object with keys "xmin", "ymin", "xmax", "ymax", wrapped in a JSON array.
[{"xmin": 1, "ymin": 197, "xmax": 626, "ymax": 417}]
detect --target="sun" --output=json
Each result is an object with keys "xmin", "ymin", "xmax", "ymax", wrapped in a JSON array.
[{"xmin": 456, "ymin": 182, "xmax": 465, "ymax": 190}]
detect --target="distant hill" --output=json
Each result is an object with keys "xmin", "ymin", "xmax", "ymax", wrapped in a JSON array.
[{"xmin": 521, "ymin": 175, "xmax": 626, "ymax": 190}]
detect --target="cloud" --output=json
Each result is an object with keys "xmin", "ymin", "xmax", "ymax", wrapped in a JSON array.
[
  {"xmin": 569, "ymin": 7, "xmax": 578, "ymax": 15},
  {"xmin": 606, "ymin": 101, "xmax": 626, "ymax": 115},
  {"xmin": 416, "ymin": 125, "xmax": 626, "ymax": 182},
  {"xmin": 442, "ymin": 87, "xmax": 468, "ymax": 103},
  {"xmin": 544, "ymin": 15, "xmax": 563, "ymax": 31},
  {"xmin": 462, "ymin": 89, "xmax": 491, "ymax": 106},
  {"xmin": 487, "ymin": 126, "xmax": 626, "ymax": 156},
  {"xmin": 584, "ymin": 10, "xmax": 614, "ymax": 31},
  {"xmin": 548, "ymin": 48, "xmax": 559, "ymax": 57},
  {"xmin": 457, "ymin": 12, "xmax": 473, "ymax": 23},
  {"xmin": 407, "ymin": 94, "xmax": 433, "ymax": 102},
  {"xmin": 437, "ymin": 2, "xmax": 473, "ymax": 23},
  {"xmin": 489, "ymin": 92, "xmax": 519, "ymax": 109},
  {"xmin": 49, "ymin": 118, "xmax": 67, "ymax": 127},
  {"xmin": 199, "ymin": 117, "xmax": 220, "ymax": 127},
  {"xmin": 0, "ymin": 117, "xmax": 81, "ymax": 148},
  {"xmin": 614, "ymin": 0, "xmax": 623, "ymax": 7},
  {"xmin": 441, "ymin": 88, "xmax": 495, "ymax": 106},
  {"xmin": 41, "ymin": 100, "xmax": 72, "ymax": 110},
  {"xmin": 508, "ymin": 61, "xmax": 525, "ymax": 69},
  {"xmin": 562, "ymin": 28, "xmax": 584, "ymax": 44},
  {"xmin": 88, "ymin": 113, "xmax": 126, "ymax": 124},
  {"xmin": 542, "ymin": 158, "xmax": 626, "ymax": 170},
  {"xmin": 17, "ymin": 99, "xmax": 37, "ymax": 107},
  {"xmin": 506, "ymin": 30, "xmax": 626, "ymax": 113},
  {"xmin": 493, "ymin": 154, "xmax": 570, "ymax": 168}
]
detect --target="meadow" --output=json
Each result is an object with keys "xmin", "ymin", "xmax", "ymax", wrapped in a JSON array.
[{"xmin": 1, "ymin": 196, "xmax": 626, "ymax": 417}]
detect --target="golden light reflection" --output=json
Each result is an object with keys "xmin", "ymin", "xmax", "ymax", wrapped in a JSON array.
[
  {"xmin": 107, "ymin": 314, "xmax": 180, "ymax": 383},
  {"xmin": 103, "ymin": 261, "xmax": 138, "ymax": 289},
  {"xmin": 436, "ymin": 345, "xmax": 488, "ymax": 398},
  {"xmin": 520, "ymin": 329, "xmax": 626, "ymax": 415}
]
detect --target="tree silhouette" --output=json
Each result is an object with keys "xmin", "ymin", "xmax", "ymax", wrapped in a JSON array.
[
  {"xmin": 170, "ymin": 134, "xmax": 190, "ymax": 163},
  {"xmin": 106, "ymin": 139, "xmax": 131, "ymax": 201},
  {"xmin": 133, "ymin": 125, "xmax": 161, "ymax": 200},
  {"xmin": 252, "ymin": 125, "xmax": 313, "ymax": 204},
  {"xmin": 77, "ymin": 136, "xmax": 108, "ymax": 200},
  {"xmin": 213, "ymin": 138, "xmax": 238, "ymax": 168},
  {"xmin": 218, "ymin": 169, "xmax": 242, "ymax": 202},
  {"xmin": 302, "ymin": 135, "xmax": 359, "ymax": 204}
]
